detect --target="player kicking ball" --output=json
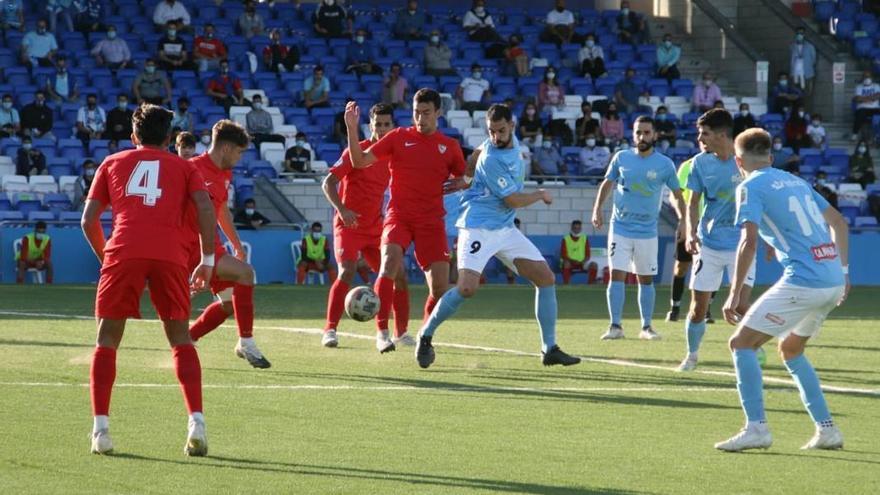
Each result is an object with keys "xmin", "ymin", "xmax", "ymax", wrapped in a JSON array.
[
  {"xmin": 321, "ymin": 103, "xmax": 412, "ymax": 348},
  {"xmin": 415, "ymin": 104, "xmax": 580, "ymax": 369},
  {"xmin": 81, "ymin": 104, "xmax": 216, "ymax": 456},
  {"xmin": 592, "ymin": 116, "xmax": 687, "ymax": 340},
  {"xmin": 185, "ymin": 120, "xmax": 270, "ymax": 369},
  {"xmin": 716, "ymin": 129, "xmax": 849, "ymax": 452}
]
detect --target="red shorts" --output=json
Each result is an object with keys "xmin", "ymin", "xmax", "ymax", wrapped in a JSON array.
[
  {"xmin": 334, "ymin": 227, "xmax": 381, "ymax": 272},
  {"xmin": 187, "ymin": 242, "xmax": 234, "ymax": 295},
  {"xmin": 19, "ymin": 259, "xmax": 48, "ymax": 268},
  {"xmin": 382, "ymin": 217, "xmax": 449, "ymax": 270},
  {"xmin": 95, "ymin": 259, "xmax": 190, "ymax": 320}
]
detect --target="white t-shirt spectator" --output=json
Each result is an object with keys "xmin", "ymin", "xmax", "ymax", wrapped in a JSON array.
[
  {"xmin": 854, "ymin": 82, "xmax": 880, "ymax": 109},
  {"xmin": 153, "ymin": 0, "xmax": 191, "ymax": 26},
  {"xmin": 546, "ymin": 9, "xmax": 574, "ymax": 26},
  {"xmin": 806, "ymin": 123, "xmax": 826, "ymax": 145},
  {"xmin": 462, "ymin": 10, "xmax": 495, "ymax": 29},
  {"xmin": 77, "ymin": 105, "xmax": 106, "ymax": 133},
  {"xmin": 459, "ymin": 77, "xmax": 490, "ymax": 103}
]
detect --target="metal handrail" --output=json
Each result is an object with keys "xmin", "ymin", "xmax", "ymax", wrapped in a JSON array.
[
  {"xmin": 690, "ymin": 0, "xmax": 764, "ymax": 62},
  {"xmin": 757, "ymin": 0, "xmax": 841, "ymax": 60}
]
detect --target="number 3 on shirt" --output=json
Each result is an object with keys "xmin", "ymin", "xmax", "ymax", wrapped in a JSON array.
[{"xmin": 126, "ymin": 160, "xmax": 163, "ymax": 206}]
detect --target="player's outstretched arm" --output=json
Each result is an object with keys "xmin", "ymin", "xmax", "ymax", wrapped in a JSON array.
[
  {"xmin": 723, "ymin": 222, "xmax": 758, "ymax": 325},
  {"xmin": 81, "ymin": 199, "xmax": 107, "ymax": 262},
  {"xmin": 191, "ymin": 190, "xmax": 217, "ymax": 290},
  {"xmin": 321, "ymin": 173, "xmax": 359, "ymax": 227},
  {"xmin": 503, "ymin": 189, "xmax": 552, "ymax": 209},
  {"xmin": 343, "ymin": 101, "xmax": 377, "ymax": 169},
  {"xmin": 591, "ymin": 179, "xmax": 613, "ymax": 229},
  {"xmin": 823, "ymin": 206, "xmax": 851, "ymax": 304}
]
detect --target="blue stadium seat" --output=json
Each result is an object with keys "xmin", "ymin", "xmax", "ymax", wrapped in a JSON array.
[
  {"xmin": 0, "ymin": 211, "xmax": 25, "ymax": 221},
  {"xmin": 813, "ymin": 1, "xmax": 835, "ymax": 23},
  {"xmin": 28, "ymin": 210, "xmax": 57, "ymax": 222},
  {"xmin": 16, "ymin": 199, "xmax": 43, "ymax": 217},
  {"xmin": 854, "ymin": 37, "xmax": 874, "ymax": 58},
  {"xmin": 833, "ymin": 17, "xmax": 856, "ymax": 41},
  {"xmin": 0, "ymin": 193, "xmax": 11, "ymax": 210}
]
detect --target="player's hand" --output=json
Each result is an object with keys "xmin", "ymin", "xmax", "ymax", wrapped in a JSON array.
[
  {"xmin": 539, "ymin": 189, "xmax": 553, "ymax": 205},
  {"xmin": 233, "ymin": 246, "xmax": 246, "ymax": 261},
  {"xmin": 722, "ymin": 293, "xmax": 741, "ymax": 326},
  {"xmin": 343, "ymin": 101, "xmax": 360, "ymax": 129},
  {"xmin": 838, "ymin": 276, "xmax": 851, "ymax": 306},
  {"xmin": 591, "ymin": 210, "xmax": 603, "ymax": 230},
  {"xmin": 190, "ymin": 263, "xmax": 212, "ymax": 292},
  {"xmin": 675, "ymin": 222, "xmax": 686, "ymax": 242},
  {"xmin": 339, "ymin": 206, "xmax": 359, "ymax": 227},
  {"xmin": 443, "ymin": 177, "xmax": 470, "ymax": 193},
  {"xmin": 686, "ymin": 233, "xmax": 701, "ymax": 255}
]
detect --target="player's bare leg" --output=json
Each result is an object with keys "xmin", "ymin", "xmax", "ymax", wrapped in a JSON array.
[
  {"xmin": 374, "ymin": 243, "xmax": 404, "ymax": 353},
  {"xmin": 163, "ymin": 320, "xmax": 207, "ymax": 456},
  {"xmin": 515, "ymin": 259, "xmax": 580, "ymax": 366},
  {"xmin": 323, "ymin": 258, "xmax": 360, "ymax": 347},
  {"xmin": 90, "ymin": 319, "xmax": 125, "ymax": 454}
]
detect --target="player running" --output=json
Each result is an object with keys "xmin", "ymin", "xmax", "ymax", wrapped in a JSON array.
[
  {"xmin": 343, "ymin": 89, "xmax": 466, "ymax": 354},
  {"xmin": 81, "ymin": 104, "xmax": 216, "ymax": 456},
  {"xmin": 715, "ymin": 128, "xmax": 849, "ymax": 452},
  {"xmin": 415, "ymin": 104, "xmax": 580, "ymax": 368},
  {"xmin": 185, "ymin": 120, "xmax": 270, "ymax": 369},
  {"xmin": 676, "ymin": 109, "xmax": 756, "ymax": 372},
  {"xmin": 591, "ymin": 116, "xmax": 686, "ymax": 340},
  {"xmin": 321, "ymin": 103, "xmax": 411, "ymax": 349}
]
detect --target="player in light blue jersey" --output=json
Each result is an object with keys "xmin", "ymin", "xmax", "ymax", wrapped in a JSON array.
[
  {"xmin": 415, "ymin": 104, "xmax": 580, "ymax": 369},
  {"xmin": 592, "ymin": 116, "xmax": 686, "ymax": 341},
  {"xmin": 677, "ymin": 109, "xmax": 756, "ymax": 371},
  {"xmin": 715, "ymin": 129, "xmax": 849, "ymax": 452}
]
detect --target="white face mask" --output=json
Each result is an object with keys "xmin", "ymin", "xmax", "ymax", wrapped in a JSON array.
[
  {"xmin": 542, "ymin": 141, "xmax": 552, "ymax": 149},
  {"xmin": 858, "ymin": 146, "xmax": 867, "ymax": 154},
  {"xmin": 570, "ymin": 230, "xmax": 579, "ymax": 236},
  {"xmin": 430, "ymin": 35, "xmax": 439, "ymax": 43},
  {"xmin": 472, "ymin": 71, "xmax": 482, "ymax": 79},
  {"xmin": 773, "ymin": 142, "xmax": 782, "ymax": 151},
  {"xmin": 865, "ymin": 78, "xmax": 873, "ymax": 85},
  {"xmin": 355, "ymin": 35, "xmax": 364, "ymax": 44},
  {"xmin": 586, "ymin": 138, "xmax": 596, "ymax": 147},
  {"xmin": 253, "ymin": 102, "xmax": 263, "ymax": 110},
  {"xmin": 311, "ymin": 232, "xmax": 321, "ymax": 239},
  {"xmin": 547, "ymin": 72, "xmax": 556, "ymax": 80},
  {"xmin": 812, "ymin": 120, "xmax": 820, "ymax": 126},
  {"xmin": 325, "ymin": 0, "xmax": 334, "ymax": 5},
  {"xmin": 245, "ymin": 208, "xmax": 255, "ymax": 215},
  {"xmin": 797, "ymin": 111, "xmax": 804, "ymax": 118},
  {"xmin": 526, "ymin": 109, "xmax": 535, "ymax": 116},
  {"xmin": 740, "ymin": 109, "xmax": 749, "ymax": 116},
  {"xmin": 201, "ymin": 135, "xmax": 211, "ymax": 145},
  {"xmin": 585, "ymin": 40, "xmax": 594, "ymax": 48},
  {"xmin": 296, "ymin": 140, "xmax": 306, "ymax": 147}
]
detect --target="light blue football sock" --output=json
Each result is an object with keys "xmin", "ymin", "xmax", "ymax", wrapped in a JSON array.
[
  {"xmin": 637, "ymin": 283, "xmax": 655, "ymax": 328},
  {"xmin": 535, "ymin": 286, "xmax": 557, "ymax": 353},
  {"xmin": 685, "ymin": 319, "xmax": 707, "ymax": 354},
  {"xmin": 733, "ymin": 349, "xmax": 766, "ymax": 423},
  {"xmin": 420, "ymin": 288, "xmax": 465, "ymax": 338},
  {"xmin": 607, "ymin": 281, "xmax": 625, "ymax": 326},
  {"xmin": 784, "ymin": 354, "xmax": 832, "ymax": 424}
]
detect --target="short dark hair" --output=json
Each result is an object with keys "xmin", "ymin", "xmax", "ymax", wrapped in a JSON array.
[
  {"xmin": 413, "ymin": 88, "xmax": 441, "ymax": 110},
  {"xmin": 178, "ymin": 96, "xmax": 189, "ymax": 105},
  {"xmin": 86, "ymin": 93, "xmax": 97, "ymax": 100},
  {"xmin": 633, "ymin": 115, "xmax": 655, "ymax": 128},
  {"xmin": 471, "ymin": 62, "xmax": 481, "ymax": 70},
  {"xmin": 735, "ymin": 128, "xmax": 772, "ymax": 158},
  {"xmin": 132, "ymin": 104, "xmax": 173, "ymax": 146},
  {"xmin": 486, "ymin": 103, "xmax": 513, "ymax": 122},
  {"xmin": 571, "ymin": 220, "xmax": 582, "ymax": 227},
  {"xmin": 696, "ymin": 108, "xmax": 733, "ymax": 137},
  {"xmin": 311, "ymin": 221, "xmax": 323, "ymax": 229},
  {"xmin": 295, "ymin": 131, "xmax": 307, "ymax": 139},
  {"xmin": 369, "ymin": 103, "xmax": 394, "ymax": 120},
  {"xmin": 656, "ymin": 106, "xmax": 668, "ymax": 113},
  {"xmin": 314, "ymin": 65, "xmax": 324, "ymax": 72},
  {"xmin": 212, "ymin": 119, "xmax": 250, "ymax": 147},
  {"xmin": 35, "ymin": 221, "xmax": 47, "ymax": 230},
  {"xmin": 176, "ymin": 131, "xmax": 197, "ymax": 148},
  {"xmin": 35, "ymin": 90, "xmax": 45, "ymax": 98},
  {"xmin": 2, "ymin": 93, "xmax": 11, "ymax": 100},
  {"xmin": 244, "ymin": 198, "xmax": 256, "ymax": 206}
]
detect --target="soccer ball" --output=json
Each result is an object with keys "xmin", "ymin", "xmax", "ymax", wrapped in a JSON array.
[{"xmin": 345, "ymin": 286, "xmax": 380, "ymax": 322}]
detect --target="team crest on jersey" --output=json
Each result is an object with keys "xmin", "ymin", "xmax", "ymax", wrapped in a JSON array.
[
  {"xmin": 438, "ymin": 144, "xmax": 447, "ymax": 154},
  {"xmin": 497, "ymin": 176, "xmax": 508, "ymax": 188},
  {"xmin": 646, "ymin": 170, "xmax": 657, "ymax": 181},
  {"xmin": 771, "ymin": 180, "xmax": 785, "ymax": 190}
]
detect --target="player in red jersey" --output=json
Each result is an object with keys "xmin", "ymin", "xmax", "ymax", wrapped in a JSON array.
[
  {"xmin": 81, "ymin": 104, "xmax": 216, "ymax": 456},
  {"xmin": 185, "ymin": 120, "xmax": 271, "ymax": 369},
  {"xmin": 344, "ymin": 89, "xmax": 466, "ymax": 353},
  {"xmin": 321, "ymin": 103, "xmax": 411, "ymax": 350}
]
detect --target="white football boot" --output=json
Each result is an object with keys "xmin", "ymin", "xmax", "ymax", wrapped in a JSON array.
[
  {"xmin": 715, "ymin": 425, "xmax": 772, "ymax": 452},
  {"xmin": 376, "ymin": 330, "xmax": 396, "ymax": 354},
  {"xmin": 639, "ymin": 326, "xmax": 662, "ymax": 340},
  {"xmin": 321, "ymin": 329, "xmax": 339, "ymax": 348},
  {"xmin": 393, "ymin": 332, "xmax": 417, "ymax": 347},
  {"xmin": 184, "ymin": 417, "xmax": 208, "ymax": 457},
  {"xmin": 600, "ymin": 325, "xmax": 625, "ymax": 340},
  {"xmin": 90, "ymin": 429, "xmax": 114, "ymax": 455},
  {"xmin": 676, "ymin": 354, "xmax": 698, "ymax": 372},
  {"xmin": 234, "ymin": 338, "xmax": 271, "ymax": 368},
  {"xmin": 802, "ymin": 426, "xmax": 844, "ymax": 450}
]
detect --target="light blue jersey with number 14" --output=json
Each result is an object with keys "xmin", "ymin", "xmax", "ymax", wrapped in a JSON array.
[
  {"xmin": 457, "ymin": 137, "xmax": 524, "ymax": 230},
  {"xmin": 605, "ymin": 149, "xmax": 680, "ymax": 239}
]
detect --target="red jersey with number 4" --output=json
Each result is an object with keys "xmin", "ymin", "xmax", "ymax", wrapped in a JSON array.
[
  {"xmin": 87, "ymin": 147, "xmax": 206, "ymax": 268},
  {"xmin": 330, "ymin": 139, "xmax": 390, "ymax": 235},
  {"xmin": 184, "ymin": 153, "xmax": 232, "ymax": 243},
  {"xmin": 367, "ymin": 127, "xmax": 465, "ymax": 222}
]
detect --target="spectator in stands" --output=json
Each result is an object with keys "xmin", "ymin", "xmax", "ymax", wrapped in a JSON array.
[
  {"xmin": 133, "ymin": 59, "xmax": 172, "ymax": 106},
  {"xmin": 195, "ymin": 129, "xmax": 211, "ymax": 154},
  {"xmin": 806, "ymin": 113, "xmax": 826, "ymax": 149},
  {"xmin": 656, "ymin": 34, "xmax": 681, "ymax": 83},
  {"xmin": 424, "ymin": 31, "xmax": 456, "ymax": 77},
  {"xmin": 16, "ymin": 222, "xmax": 53, "ymax": 285},
  {"xmin": 533, "ymin": 140, "xmax": 564, "ymax": 177},
  {"xmin": 504, "ymin": 34, "xmax": 529, "ymax": 77},
  {"xmin": 263, "ymin": 29, "xmax": 300, "ymax": 73},
  {"xmin": 537, "ymin": 66, "xmax": 565, "ymax": 113},
  {"xmin": 313, "ymin": 0, "xmax": 351, "ymax": 39},
  {"xmin": 601, "ymin": 102, "xmax": 624, "ymax": 147},
  {"xmin": 246, "ymin": 94, "xmax": 284, "ymax": 147},
  {"xmin": 784, "ymin": 104, "xmax": 810, "ymax": 153},
  {"xmin": 175, "ymin": 131, "xmax": 197, "ymax": 159},
  {"xmin": 0, "ymin": 0, "xmax": 23, "ymax": 33},
  {"xmin": 207, "ymin": 59, "xmax": 247, "ymax": 112},
  {"xmin": 813, "ymin": 172, "xmax": 838, "ymax": 209},
  {"xmin": 770, "ymin": 135, "xmax": 798, "ymax": 172},
  {"xmin": 171, "ymin": 97, "xmax": 194, "ymax": 133},
  {"xmin": 303, "ymin": 65, "xmax": 331, "ymax": 110},
  {"xmin": 382, "ymin": 62, "xmax": 410, "ymax": 109},
  {"xmin": 733, "ymin": 102, "xmax": 757, "ymax": 137},
  {"xmin": 72, "ymin": 0, "xmax": 104, "ymax": 35},
  {"xmin": 46, "ymin": 0, "xmax": 75, "ymax": 34},
  {"xmin": 234, "ymin": 198, "xmax": 271, "ymax": 230},
  {"xmin": 654, "ymin": 105, "xmax": 677, "ymax": 147},
  {"xmin": 614, "ymin": 68, "xmax": 643, "ymax": 114},
  {"xmin": 0, "ymin": 94, "xmax": 20, "ymax": 138},
  {"xmin": 158, "ymin": 21, "xmax": 194, "ymax": 71},
  {"xmin": 74, "ymin": 159, "xmax": 96, "ymax": 207},
  {"xmin": 332, "ymin": 100, "xmax": 351, "ymax": 145},
  {"xmin": 239, "ymin": 1, "xmax": 265, "ymax": 39},
  {"xmin": 769, "ymin": 71, "xmax": 803, "ymax": 114},
  {"xmin": 847, "ymin": 141, "xmax": 876, "ymax": 189},
  {"xmin": 284, "ymin": 132, "xmax": 313, "ymax": 174},
  {"xmin": 46, "ymin": 57, "xmax": 78, "ymax": 104},
  {"xmin": 790, "ymin": 27, "xmax": 816, "ymax": 95},
  {"xmin": 104, "ymin": 95, "xmax": 132, "ymax": 145},
  {"xmin": 462, "ymin": 0, "xmax": 500, "ymax": 42},
  {"xmin": 91, "ymin": 25, "xmax": 131, "ymax": 70},
  {"xmin": 579, "ymin": 133, "xmax": 610, "ymax": 176},
  {"xmin": 20, "ymin": 20, "xmax": 58, "ymax": 70},
  {"xmin": 852, "ymin": 70, "xmax": 880, "ymax": 141},
  {"xmin": 578, "ymin": 34, "xmax": 606, "ymax": 79},
  {"xmin": 15, "ymin": 137, "xmax": 47, "ymax": 177},
  {"xmin": 560, "ymin": 220, "xmax": 598, "ymax": 284},
  {"xmin": 346, "ymin": 29, "xmax": 381, "ymax": 76},
  {"xmin": 297, "ymin": 222, "xmax": 337, "ymax": 284},
  {"xmin": 519, "ymin": 101, "xmax": 543, "ymax": 147},
  {"xmin": 75, "ymin": 93, "xmax": 105, "ymax": 147},
  {"xmin": 615, "ymin": 1, "xmax": 646, "ymax": 44},
  {"xmin": 457, "ymin": 63, "xmax": 491, "ymax": 114},
  {"xmin": 153, "ymin": 0, "xmax": 191, "ymax": 32},
  {"xmin": 394, "ymin": 0, "xmax": 427, "ymax": 41},
  {"xmin": 542, "ymin": 0, "xmax": 574, "ymax": 46},
  {"xmin": 575, "ymin": 101, "xmax": 601, "ymax": 146},
  {"xmin": 692, "ymin": 71, "xmax": 722, "ymax": 113},
  {"xmin": 20, "ymin": 92, "xmax": 54, "ymax": 141},
  {"xmin": 193, "ymin": 24, "xmax": 227, "ymax": 73}
]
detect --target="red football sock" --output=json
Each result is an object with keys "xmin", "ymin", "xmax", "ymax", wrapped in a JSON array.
[
  {"xmin": 189, "ymin": 301, "xmax": 229, "ymax": 341},
  {"xmin": 90, "ymin": 346, "xmax": 117, "ymax": 416},
  {"xmin": 423, "ymin": 294, "xmax": 438, "ymax": 323},
  {"xmin": 172, "ymin": 344, "xmax": 203, "ymax": 414},
  {"xmin": 232, "ymin": 284, "xmax": 254, "ymax": 338},
  {"xmin": 392, "ymin": 287, "xmax": 410, "ymax": 337},
  {"xmin": 587, "ymin": 264, "xmax": 598, "ymax": 284},
  {"xmin": 357, "ymin": 266, "xmax": 371, "ymax": 284},
  {"xmin": 325, "ymin": 279, "xmax": 350, "ymax": 330},
  {"xmin": 373, "ymin": 276, "xmax": 394, "ymax": 330},
  {"xmin": 296, "ymin": 265, "xmax": 307, "ymax": 284},
  {"xmin": 562, "ymin": 267, "xmax": 572, "ymax": 284}
]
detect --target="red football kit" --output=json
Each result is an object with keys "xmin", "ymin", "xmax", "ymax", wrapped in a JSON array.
[
  {"xmin": 88, "ymin": 147, "xmax": 206, "ymax": 320},
  {"xmin": 186, "ymin": 153, "xmax": 234, "ymax": 294}
]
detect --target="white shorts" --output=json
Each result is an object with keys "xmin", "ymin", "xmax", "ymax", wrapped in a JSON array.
[
  {"xmin": 690, "ymin": 246, "xmax": 756, "ymax": 292},
  {"xmin": 739, "ymin": 282, "xmax": 845, "ymax": 338},
  {"xmin": 457, "ymin": 227, "xmax": 545, "ymax": 275},
  {"xmin": 607, "ymin": 231, "xmax": 658, "ymax": 276}
]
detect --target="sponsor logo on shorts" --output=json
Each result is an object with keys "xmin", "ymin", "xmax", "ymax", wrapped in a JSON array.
[
  {"xmin": 810, "ymin": 243, "xmax": 838, "ymax": 261},
  {"xmin": 764, "ymin": 313, "xmax": 786, "ymax": 325}
]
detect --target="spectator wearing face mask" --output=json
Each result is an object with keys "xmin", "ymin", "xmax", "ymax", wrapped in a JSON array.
[
  {"xmin": 852, "ymin": 70, "xmax": 880, "ymax": 141},
  {"xmin": 533, "ymin": 140, "xmax": 565, "ymax": 177},
  {"xmin": 20, "ymin": 20, "xmax": 58, "ymax": 69},
  {"xmin": 615, "ymin": 68, "xmax": 644, "ymax": 114},
  {"xmin": 133, "ymin": 59, "xmax": 172, "ymax": 106},
  {"xmin": 615, "ymin": 0, "xmax": 646, "ymax": 44},
  {"xmin": 519, "ymin": 102, "xmax": 543, "ymax": 147},
  {"xmin": 239, "ymin": 1, "xmax": 265, "ymax": 38},
  {"xmin": 16, "ymin": 137, "xmax": 47, "ymax": 177},
  {"xmin": 394, "ymin": 0, "xmax": 427, "ymax": 41},
  {"xmin": 72, "ymin": 0, "xmax": 104, "ymax": 35},
  {"xmin": 313, "ymin": 0, "xmax": 352, "ymax": 39},
  {"xmin": 846, "ymin": 141, "xmax": 876, "ymax": 189},
  {"xmin": 456, "ymin": 63, "xmax": 491, "ymax": 114},
  {"xmin": 656, "ymin": 34, "xmax": 680, "ymax": 82},
  {"xmin": 0, "ymin": 94, "xmax": 21, "ymax": 138},
  {"xmin": 790, "ymin": 27, "xmax": 816, "ymax": 94},
  {"xmin": 770, "ymin": 136, "xmax": 799, "ymax": 172},
  {"xmin": 346, "ymin": 29, "xmax": 381, "ymax": 76},
  {"xmin": 575, "ymin": 102, "xmax": 601, "ymax": 146},
  {"xmin": 105, "ymin": 95, "xmax": 133, "ymax": 144},
  {"xmin": 654, "ymin": 106, "xmax": 676, "ymax": 147},
  {"xmin": 153, "ymin": 0, "xmax": 191, "ymax": 31},
  {"xmin": 91, "ymin": 25, "xmax": 131, "ymax": 70},
  {"xmin": 284, "ymin": 132, "xmax": 313, "ymax": 174},
  {"xmin": 504, "ymin": 34, "xmax": 529, "ymax": 77},
  {"xmin": 769, "ymin": 71, "xmax": 804, "ymax": 114},
  {"xmin": 578, "ymin": 34, "xmax": 606, "ymax": 79},
  {"xmin": 246, "ymin": 95, "xmax": 285, "ymax": 147},
  {"xmin": 75, "ymin": 159, "xmax": 97, "ymax": 207},
  {"xmin": 424, "ymin": 31, "xmax": 456, "ymax": 77},
  {"xmin": 733, "ymin": 103, "xmax": 757, "ymax": 137},
  {"xmin": 263, "ymin": 29, "xmax": 300, "ymax": 73},
  {"xmin": 601, "ymin": 103, "xmax": 624, "ymax": 146},
  {"xmin": 1, "ymin": 0, "xmax": 24, "ymax": 33},
  {"xmin": 234, "ymin": 198, "xmax": 271, "ymax": 230},
  {"xmin": 692, "ymin": 71, "xmax": 722, "ymax": 113},
  {"xmin": 175, "ymin": 131, "xmax": 197, "ymax": 159},
  {"xmin": 195, "ymin": 129, "xmax": 211, "ymax": 154},
  {"xmin": 784, "ymin": 104, "xmax": 810, "ymax": 153},
  {"xmin": 207, "ymin": 59, "xmax": 247, "ymax": 111},
  {"xmin": 20, "ymin": 91, "xmax": 54, "ymax": 140},
  {"xmin": 193, "ymin": 24, "xmax": 227, "ymax": 73},
  {"xmin": 171, "ymin": 97, "xmax": 194, "ymax": 133},
  {"xmin": 813, "ymin": 172, "xmax": 837, "ymax": 208},
  {"xmin": 297, "ymin": 222, "xmax": 337, "ymax": 284},
  {"xmin": 806, "ymin": 113, "xmax": 826, "ymax": 149},
  {"xmin": 382, "ymin": 62, "xmax": 410, "ymax": 109},
  {"xmin": 75, "ymin": 93, "xmax": 105, "ymax": 147},
  {"xmin": 16, "ymin": 222, "xmax": 53, "ymax": 284},
  {"xmin": 537, "ymin": 66, "xmax": 565, "ymax": 113},
  {"xmin": 579, "ymin": 133, "xmax": 610, "ymax": 177},
  {"xmin": 157, "ymin": 21, "xmax": 194, "ymax": 71},
  {"xmin": 462, "ymin": 0, "xmax": 500, "ymax": 42}
]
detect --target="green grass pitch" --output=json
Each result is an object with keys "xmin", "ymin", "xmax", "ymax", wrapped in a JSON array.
[{"xmin": 0, "ymin": 284, "xmax": 878, "ymax": 494}]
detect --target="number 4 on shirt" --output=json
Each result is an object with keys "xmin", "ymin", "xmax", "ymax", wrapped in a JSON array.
[{"xmin": 126, "ymin": 160, "xmax": 163, "ymax": 206}]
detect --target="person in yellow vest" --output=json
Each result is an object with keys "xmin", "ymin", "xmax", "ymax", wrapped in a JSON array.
[
  {"xmin": 560, "ymin": 220, "xmax": 598, "ymax": 284},
  {"xmin": 16, "ymin": 221, "xmax": 53, "ymax": 284},
  {"xmin": 297, "ymin": 222, "xmax": 337, "ymax": 284}
]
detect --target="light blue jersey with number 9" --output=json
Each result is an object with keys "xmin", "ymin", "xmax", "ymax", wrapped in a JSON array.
[{"xmin": 458, "ymin": 138, "xmax": 524, "ymax": 230}]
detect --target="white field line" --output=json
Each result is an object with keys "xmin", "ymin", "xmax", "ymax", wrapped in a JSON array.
[{"xmin": 1, "ymin": 310, "xmax": 878, "ymax": 397}]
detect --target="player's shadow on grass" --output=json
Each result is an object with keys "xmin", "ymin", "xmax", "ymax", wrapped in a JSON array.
[
  {"xmin": 0, "ymin": 338, "xmax": 163, "ymax": 353},
  {"xmin": 758, "ymin": 451, "xmax": 880, "ymax": 466},
  {"xmin": 111, "ymin": 453, "xmax": 657, "ymax": 494},
  {"xmin": 811, "ymin": 343, "xmax": 880, "ymax": 353}
]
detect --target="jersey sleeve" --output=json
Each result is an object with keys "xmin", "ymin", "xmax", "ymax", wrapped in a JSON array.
[
  {"xmin": 448, "ymin": 140, "xmax": 466, "ymax": 177},
  {"xmin": 686, "ymin": 157, "xmax": 705, "ymax": 193},
  {"xmin": 366, "ymin": 128, "xmax": 397, "ymax": 161},
  {"xmin": 734, "ymin": 181, "xmax": 762, "ymax": 227},
  {"xmin": 330, "ymin": 149, "xmax": 354, "ymax": 179},
  {"xmin": 810, "ymin": 186, "xmax": 833, "ymax": 212},
  {"xmin": 664, "ymin": 160, "xmax": 681, "ymax": 190},
  {"xmin": 483, "ymin": 156, "xmax": 521, "ymax": 199},
  {"xmin": 87, "ymin": 163, "xmax": 111, "ymax": 204},
  {"xmin": 186, "ymin": 162, "xmax": 208, "ymax": 196},
  {"xmin": 604, "ymin": 152, "xmax": 620, "ymax": 180}
]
